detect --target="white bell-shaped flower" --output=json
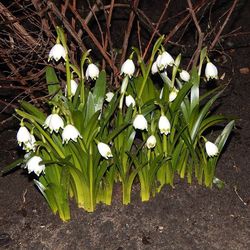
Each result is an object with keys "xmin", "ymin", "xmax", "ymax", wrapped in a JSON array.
[
  {"xmin": 180, "ymin": 70, "xmax": 190, "ymax": 82},
  {"xmin": 62, "ymin": 124, "xmax": 82, "ymax": 144},
  {"xmin": 125, "ymin": 95, "xmax": 136, "ymax": 108},
  {"xmin": 48, "ymin": 44, "xmax": 66, "ymax": 61},
  {"xmin": 205, "ymin": 62, "xmax": 218, "ymax": 80},
  {"xmin": 169, "ymin": 88, "xmax": 179, "ymax": 102},
  {"xmin": 151, "ymin": 61, "xmax": 158, "ymax": 75},
  {"xmin": 86, "ymin": 63, "xmax": 100, "ymax": 80},
  {"xmin": 26, "ymin": 156, "xmax": 45, "ymax": 176},
  {"xmin": 23, "ymin": 135, "xmax": 36, "ymax": 152},
  {"xmin": 205, "ymin": 141, "xmax": 219, "ymax": 157},
  {"xmin": 146, "ymin": 135, "xmax": 156, "ymax": 149},
  {"xmin": 133, "ymin": 114, "xmax": 148, "ymax": 131},
  {"xmin": 156, "ymin": 51, "xmax": 174, "ymax": 70},
  {"xmin": 121, "ymin": 59, "xmax": 135, "ymax": 78},
  {"xmin": 44, "ymin": 114, "xmax": 64, "ymax": 133},
  {"xmin": 105, "ymin": 92, "xmax": 114, "ymax": 102},
  {"xmin": 158, "ymin": 115, "xmax": 171, "ymax": 135},
  {"xmin": 97, "ymin": 142, "xmax": 113, "ymax": 159},
  {"xmin": 17, "ymin": 126, "xmax": 32, "ymax": 146}
]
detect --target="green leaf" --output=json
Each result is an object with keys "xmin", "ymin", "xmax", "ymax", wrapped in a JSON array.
[
  {"xmin": 190, "ymin": 67, "xmax": 200, "ymax": 112},
  {"xmin": 1, "ymin": 158, "xmax": 24, "ymax": 175},
  {"xmin": 45, "ymin": 66, "xmax": 62, "ymax": 100},
  {"xmin": 93, "ymin": 70, "xmax": 106, "ymax": 112},
  {"xmin": 20, "ymin": 101, "xmax": 46, "ymax": 121}
]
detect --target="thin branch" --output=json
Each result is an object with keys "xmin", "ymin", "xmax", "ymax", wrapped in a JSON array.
[{"xmin": 209, "ymin": 0, "xmax": 238, "ymax": 50}]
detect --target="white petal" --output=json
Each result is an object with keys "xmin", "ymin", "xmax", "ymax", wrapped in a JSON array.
[
  {"xmin": 146, "ymin": 135, "xmax": 156, "ymax": 149},
  {"xmin": 97, "ymin": 142, "xmax": 113, "ymax": 159},
  {"xmin": 125, "ymin": 95, "xmax": 136, "ymax": 108},
  {"xmin": 133, "ymin": 114, "xmax": 148, "ymax": 131},
  {"xmin": 26, "ymin": 156, "xmax": 45, "ymax": 176},
  {"xmin": 121, "ymin": 59, "xmax": 135, "ymax": 77},
  {"xmin": 205, "ymin": 141, "xmax": 219, "ymax": 157},
  {"xmin": 151, "ymin": 61, "xmax": 158, "ymax": 75},
  {"xmin": 86, "ymin": 63, "xmax": 100, "ymax": 80},
  {"xmin": 158, "ymin": 115, "xmax": 171, "ymax": 135},
  {"xmin": 17, "ymin": 126, "xmax": 32, "ymax": 146},
  {"xmin": 62, "ymin": 124, "xmax": 82, "ymax": 144},
  {"xmin": 205, "ymin": 62, "xmax": 218, "ymax": 80},
  {"xmin": 49, "ymin": 44, "xmax": 66, "ymax": 61},
  {"xmin": 105, "ymin": 92, "xmax": 114, "ymax": 102},
  {"xmin": 180, "ymin": 70, "xmax": 190, "ymax": 82}
]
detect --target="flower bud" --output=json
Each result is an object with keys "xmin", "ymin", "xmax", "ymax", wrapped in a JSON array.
[
  {"xmin": 62, "ymin": 124, "xmax": 82, "ymax": 144},
  {"xmin": 180, "ymin": 70, "xmax": 190, "ymax": 82},
  {"xmin": 97, "ymin": 142, "xmax": 113, "ymax": 159},
  {"xmin": 48, "ymin": 44, "xmax": 66, "ymax": 61},
  {"xmin": 105, "ymin": 92, "xmax": 114, "ymax": 102},
  {"xmin": 146, "ymin": 135, "xmax": 156, "ymax": 149},
  {"xmin": 169, "ymin": 88, "xmax": 179, "ymax": 102},
  {"xmin": 44, "ymin": 114, "xmax": 64, "ymax": 133},
  {"xmin": 65, "ymin": 80, "xmax": 78, "ymax": 97},
  {"xmin": 205, "ymin": 141, "xmax": 219, "ymax": 157},
  {"xmin": 133, "ymin": 114, "xmax": 148, "ymax": 131},
  {"xmin": 205, "ymin": 62, "xmax": 218, "ymax": 80},
  {"xmin": 121, "ymin": 59, "xmax": 135, "ymax": 78},
  {"xmin": 26, "ymin": 156, "xmax": 45, "ymax": 176},
  {"xmin": 158, "ymin": 115, "xmax": 171, "ymax": 135},
  {"xmin": 86, "ymin": 63, "xmax": 100, "ymax": 80},
  {"xmin": 125, "ymin": 95, "xmax": 136, "ymax": 108}
]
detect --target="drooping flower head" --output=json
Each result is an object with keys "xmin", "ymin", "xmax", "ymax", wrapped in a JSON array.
[
  {"xmin": 146, "ymin": 135, "xmax": 156, "ymax": 149},
  {"xmin": 156, "ymin": 51, "xmax": 174, "ymax": 70},
  {"xmin": 48, "ymin": 44, "xmax": 66, "ymax": 62},
  {"xmin": 121, "ymin": 59, "xmax": 135, "ymax": 78},
  {"xmin": 62, "ymin": 124, "xmax": 82, "ymax": 144},
  {"xmin": 205, "ymin": 141, "xmax": 219, "ymax": 157},
  {"xmin": 25, "ymin": 156, "xmax": 45, "ymax": 176},
  {"xmin": 125, "ymin": 95, "xmax": 136, "ymax": 108},
  {"xmin": 151, "ymin": 61, "xmax": 158, "ymax": 75},
  {"xmin": 158, "ymin": 115, "xmax": 171, "ymax": 135},
  {"xmin": 17, "ymin": 126, "xmax": 32, "ymax": 146},
  {"xmin": 86, "ymin": 63, "xmax": 100, "ymax": 80},
  {"xmin": 133, "ymin": 114, "xmax": 148, "ymax": 131},
  {"xmin": 97, "ymin": 142, "xmax": 113, "ymax": 159},
  {"xmin": 205, "ymin": 62, "xmax": 218, "ymax": 81},
  {"xmin": 44, "ymin": 113, "xmax": 64, "ymax": 133}
]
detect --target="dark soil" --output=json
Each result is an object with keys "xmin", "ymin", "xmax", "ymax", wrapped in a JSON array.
[{"xmin": 0, "ymin": 1, "xmax": 250, "ymax": 249}]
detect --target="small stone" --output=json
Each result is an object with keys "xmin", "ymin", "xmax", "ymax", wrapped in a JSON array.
[{"xmin": 239, "ymin": 67, "xmax": 250, "ymax": 74}]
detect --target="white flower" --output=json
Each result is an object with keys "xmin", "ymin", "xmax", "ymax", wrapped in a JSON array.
[
  {"xmin": 180, "ymin": 70, "xmax": 190, "ymax": 82},
  {"xmin": 158, "ymin": 115, "xmax": 171, "ymax": 135},
  {"xmin": 205, "ymin": 62, "xmax": 218, "ymax": 80},
  {"xmin": 26, "ymin": 156, "xmax": 45, "ymax": 176},
  {"xmin": 205, "ymin": 141, "xmax": 219, "ymax": 157},
  {"xmin": 62, "ymin": 124, "xmax": 82, "ymax": 144},
  {"xmin": 97, "ymin": 142, "xmax": 113, "ymax": 159},
  {"xmin": 23, "ymin": 135, "xmax": 36, "ymax": 152},
  {"xmin": 151, "ymin": 61, "xmax": 158, "ymax": 75},
  {"xmin": 133, "ymin": 114, "xmax": 148, "ymax": 131},
  {"xmin": 48, "ymin": 44, "xmax": 66, "ymax": 61},
  {"xmin": 17, "ymin": 126, "xmax": 32, "ymax": 146},
  {"xmin": 44, "ymin": 114, "xmax": 64, "ymax": 133},
  {"xmin": 121, "ymin": 59, "xmax": 135, "ymax": 77},
  {"xmin": 146, "ymin": 135, "xmax": 156, "ymax": 149},
  {"xmin": 86, "ymin": 63, "xmax": 100, "ymax": 80},
  {"xmin": 125, "ymin": 95, "xmax": 136, "ymax": 108},
  {"xmin": 105, "ymin": 92, "xmax": 114, "ymax": 102},
  {"xmin": 169, "ymin": 88, "xmax": 179, "ymax": 102},
  {"xmin": 156, "ymin": 51, "xmax": 174, "ymax": 70},
  {"xmin": 65, "ymin": 80, "xmax": 78, "ymax": 96}
]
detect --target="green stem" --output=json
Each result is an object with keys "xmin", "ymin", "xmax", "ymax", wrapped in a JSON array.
[{"xmin": 89, "ymin": 143, "xmax": 95, "ymax": 212}]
